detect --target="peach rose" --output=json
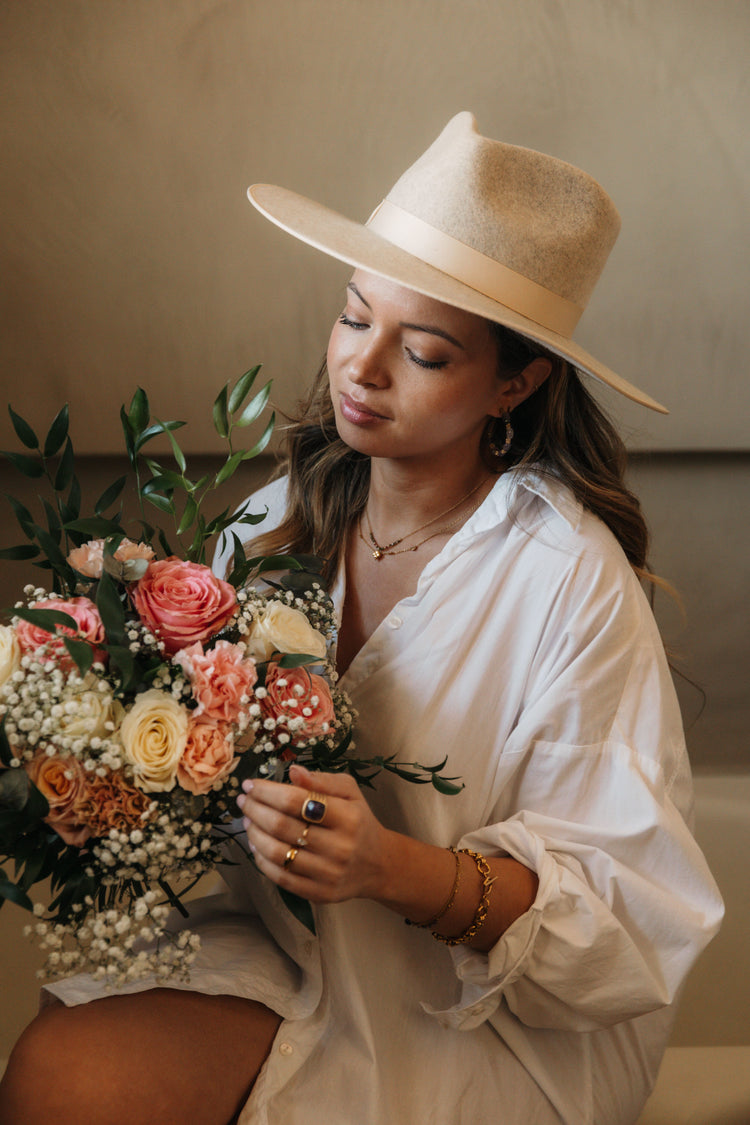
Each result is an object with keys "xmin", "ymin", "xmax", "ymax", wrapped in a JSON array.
[
  {"xmin": 14, "ymin": 597, "xmax": 106, "ymax": 669},
  {"xmin": 119, "ymin": 689, "xmax": 189, "ymax": 792},
  {"xmin": 177, "ymin": 717, "xmax": 236, "ymax": 795},
  {"xmin": 67, "ymin": 538, "xmax": 155, "ymax": 580},
  {"xmin": 75, "ymin": 769, "xmax": 154, "ymax": 837},
  {"xmin": 261, "ymin": 662, "xmax": 336, "ymax": 745},
  {"xmin": 26, "ymin": 753, "xmax": 91, "ymax": 847},
  {"xmin": 131, "ymin": 558, "xmax": 237, "ymax": 655},
  {"xmin": 173, "ymin": 640, "xmax": 257, "ymax": 723},
  {"xmin": 243, "ymin": 601, "xmax": 327, "ymax": 663}
]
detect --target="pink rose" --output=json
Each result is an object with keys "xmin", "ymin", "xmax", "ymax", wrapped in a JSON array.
[
  {"xmin": 15, "ymin": 597, "xmax": 106, "ymax": 668},
  {"xmin": 26, "ymin": 753, "xmax": 91, "ymax": 847},
  {"xmin": 131, "ymin": 558, "xmax": 237, "ymax": 655},
  {"xmin": 177, "ymin": 717, "xmax": 236, "ymax": 795},
  {"xmin": 67, "ymin": 538, "xmax": 155, "ymax": 579},
  {"xmin": 173, "ymin": 640, "xmax": 257, "ymax": 723},
  {"xmin": 261, "ymin": 663, "xmax": 336, "ymax": 745}
]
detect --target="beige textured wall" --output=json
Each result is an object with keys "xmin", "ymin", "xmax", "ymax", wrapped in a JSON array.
[{"xmin": 1, "ymin": 0, "xmax": 748, "ymax": 451}]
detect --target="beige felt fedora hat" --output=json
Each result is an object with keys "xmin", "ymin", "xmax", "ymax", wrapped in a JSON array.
[{"xmin": 248, "ymin": 111, "xmax": 666, "ymax": 413}]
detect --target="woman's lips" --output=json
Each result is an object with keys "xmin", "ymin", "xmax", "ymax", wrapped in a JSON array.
[{"xmin": 339, "ymin": 394, "xmax": 389, "ymax": 425}]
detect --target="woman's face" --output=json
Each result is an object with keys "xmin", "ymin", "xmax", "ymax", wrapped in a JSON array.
[{"xmin": 327, "ymin": 271, "xmax": 504, "ymax": 468}]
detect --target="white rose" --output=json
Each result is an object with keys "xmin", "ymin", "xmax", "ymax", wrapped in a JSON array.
[
  {"xmin": 244, "ymin": 602, "xmax": 326, "ymax": 663},
  {"xmin": 119, "ymin": 689, "xmax": 188, "ymax": 792},
  {"xmin": 0, "ymin": 625, "xmax": 21, "ymax": 690},
  {"xmin": 59, "ymin": 675, "xmax": 120, "ymax": 740}
]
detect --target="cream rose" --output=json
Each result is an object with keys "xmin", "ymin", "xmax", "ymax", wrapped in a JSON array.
[
  {"xmin": 0, "ymin": 624, "xmax": 21, "ymax": 690},
  {"xmin": 119, "ymin": 689, "xmax": 189, "ymax": 793},
  {"xmin": 244, "ymin": 602, "xmax": 327, "ymax": 663},
  {"xmin": 58, "ymin": 675, "xmax": 120, "ymax": 741}
]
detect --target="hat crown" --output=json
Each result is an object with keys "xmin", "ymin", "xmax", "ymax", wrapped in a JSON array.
[{"xmin": 385, "ymin": 112, "xmax": 620, "ymax": 308}]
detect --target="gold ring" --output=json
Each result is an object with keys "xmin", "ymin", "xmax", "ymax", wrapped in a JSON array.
[
  {"xmin": 296, "ymin": 825, "xmax": 311, "ymax": 848},
  {"xmin": 283, "ymin": 847, "xmax": 298, "ymax": 870},
  {"xmin": 300, "ymin": 792, "xmax": 327, "ymax": 824}
]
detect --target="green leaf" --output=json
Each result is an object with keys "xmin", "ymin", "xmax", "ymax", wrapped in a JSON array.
[
  {"xmin": 214, "ymin": 449, "xmax": 246, "ymax": 487},
  {"xmin": 4, "ymin": 494, "xmax": 36, "ymax": 538},
  {"xmin": 53, "ymin": 438, "xmax": 75, "ymax": 492},
  {"xmin": 95, "ymin": 475, "xmax": 127, "ymax": 514},
  {"xmin": 235, "ymin": 381, "xmax": 272, "ymax": 428},
  {"xmin": 64, "ymin": 515, "xmax": 124, "ymax": 538},
  {"xmin": 128, "ymin": 388, "xmax": 150, "ymax": 434},
  {"xmin": 7, "ymin": 406, "xmax": 39, "ymax": 450},
  {"xmin": 25, "ymin": 778, "xmax": 50, "ymax": 820},
  {"xmin": 64, "ymin": 473, "xmax": 82, "ymax": 523},
  {"xmin": 212, "ymin": 384, "xmax": 229, "ymax": 439},
  {"xmin": 12, "ymin": 606, "xmax": 77, "ymax": 633},
  {"xmin": 134, "ymin": 419, "xmax": 185, "ymax": 454},
  {"xmin": 43, "ymin": 499, "xmax": 62, "ymax": 543},
  {"xmin": 228, "ymin": 365, "xmax": 261, "ymax": 414},
  {"xmin": 240, "ymin": 412, "xmax": 275, "ymax": 459},
  {"xmin": 62, "ymin": 636, "xmax": 94, "ymax": 677},
  {"xmin": 430, "ymin": 775, "xmax": 465, "ymax": 795},
  {"xmin": 0, "ymin": 870, "xmax": 33, "ymax": 912},
  {"xmin": 43, "ymin": 404, "xmax": 70, "ymax": 458},
  {"xmin": 106, "ymin": 644, "xmax": 138, "ymax": 692},
  {"xmin": 277, "ymin": 653, "xmax": 319, "ymax": 668},
  {"xmin": 1, "ymin": 450, "xmax": 45, "ymax": 478},
  {"xmin": 0, "ymin": 720, "xmax": 13, "ymax": 767},
  {"xmin": 95, "ymin": 569, "xmax": 127, "ymax": 645},
  {"xmin": 0, "ymin": 769, "xmax": 31, "ymax": 811},
  {"xmin": 0, "ymin": 544, "xmax": 39, "ymax": 560},
  {"xmin": 120, "ymin": 404, "xmax": 136, "ymax": 463},
  {"xmin": 177, "ymin": 494, "xmax": 199, "ymax": 535},
  {"xmin": 142, "ymin": 471, "xmax": 181, "ymax": 493},
  {"xmin": 144, "ymin": 491, "xmax": 174, "ymax": 515},
  {"xmin": 157, "ymin": 528, "xmax": 173, "ymax": 556}
]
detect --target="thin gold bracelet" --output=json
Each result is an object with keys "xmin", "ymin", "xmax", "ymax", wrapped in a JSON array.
[
  {"xmin": 432, "ymin": 848, "xmax": 496, "ymax": 946},
  {"xmin": 405, "ymin": 847, "xmax": 462, "ymax": 928}
]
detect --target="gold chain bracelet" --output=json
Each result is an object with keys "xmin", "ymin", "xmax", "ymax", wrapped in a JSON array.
[
  {"xmin": 432, "ymin": 848, "xmax": 496, "ymax": 946},
  {"xmin": 405, "ymin": 847, "xmax": 462, "ymax": 928}
]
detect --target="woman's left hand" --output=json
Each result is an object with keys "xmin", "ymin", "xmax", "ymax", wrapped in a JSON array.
[{"xmin": 236, "ymin": 764, "xmax": 390, "ymax": 904}]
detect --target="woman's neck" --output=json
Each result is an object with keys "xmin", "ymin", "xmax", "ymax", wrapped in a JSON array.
[{"xmin": 365, "ymin": 457, "xmax": 497, "ymax": 542}]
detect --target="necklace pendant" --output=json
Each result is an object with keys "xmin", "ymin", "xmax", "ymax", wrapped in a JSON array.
[{"xmin": 372, "ymin": 548, "xmax": 383, "ymax": 560}]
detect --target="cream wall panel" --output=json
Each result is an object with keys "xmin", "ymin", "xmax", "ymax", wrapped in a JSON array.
[{"xmin": 0, "ymin": 0, "xmax": 747, "ymax": 453}]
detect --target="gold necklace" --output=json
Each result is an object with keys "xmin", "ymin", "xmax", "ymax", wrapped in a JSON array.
[{"xmin": 361, "ymin": 479, "xmax": 489, "ymax": 560}]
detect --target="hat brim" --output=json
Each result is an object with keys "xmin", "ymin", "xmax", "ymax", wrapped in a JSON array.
[{"xmin": 248, "ymin": 183, "xmax": 667, "ymax": 414}]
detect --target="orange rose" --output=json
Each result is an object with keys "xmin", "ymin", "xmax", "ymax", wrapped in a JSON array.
[{"xmin": 26, "ymin": 753, "xmax": 91, "ymax": 847}]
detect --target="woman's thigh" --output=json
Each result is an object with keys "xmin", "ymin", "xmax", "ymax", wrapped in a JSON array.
[{"xmin": 0, "ymin": 987, "xmax": 282, "ymax": 1125}]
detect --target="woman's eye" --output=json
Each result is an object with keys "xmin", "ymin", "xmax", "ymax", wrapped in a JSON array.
[
  {"xmin": 405, "ymin": 348, "xmax": 448, "ymax": 370},
  {"xmin": 338, "ymin": 313, "xmax": 368, "ymax": 330}
]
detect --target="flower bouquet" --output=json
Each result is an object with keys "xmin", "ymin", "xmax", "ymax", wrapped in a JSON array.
[{"xmin": 0, "ymin": 373, "xmax": 461, "ymax": 986}]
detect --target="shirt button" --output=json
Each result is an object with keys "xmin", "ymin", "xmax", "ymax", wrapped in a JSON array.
[
  {"xmin": 303, "ymin": 940, "xmax": 314, "ymax": 956},
  {"xmin": 388, "ymin": 615, "xmax": 402, "ymax": 628},
  {"xmin": 279, "ymin": 1042, "xmax": 294, "ymax": 1056}
]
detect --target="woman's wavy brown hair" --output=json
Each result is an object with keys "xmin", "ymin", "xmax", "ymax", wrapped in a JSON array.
[{"xmin": 249, "ymin": 320, "xmax": 655, "ymax": 589}]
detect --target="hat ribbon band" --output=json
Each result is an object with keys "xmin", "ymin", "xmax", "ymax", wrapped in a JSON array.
[{"xmin": 366, "ymin": 199, "xmax": 582, "ymax": 337}]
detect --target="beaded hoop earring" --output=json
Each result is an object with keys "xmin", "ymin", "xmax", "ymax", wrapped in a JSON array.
[{"xmin": 488, "ymin": 410, "xmax": 514, "ymax": 458}]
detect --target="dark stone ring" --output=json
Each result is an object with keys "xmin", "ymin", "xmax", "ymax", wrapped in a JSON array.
[{"xmin": 300, "ymin": 792, "xmax": 327, "ymax": 824}]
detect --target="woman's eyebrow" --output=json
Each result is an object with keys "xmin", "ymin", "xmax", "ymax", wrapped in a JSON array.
[{"xmin": 346, "ymin": 281, "xmax": 465, "ymax": 350}]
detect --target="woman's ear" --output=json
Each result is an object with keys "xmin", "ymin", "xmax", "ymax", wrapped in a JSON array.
[{"xmin": 497, "ymin": 357, "xmax": 552, "ymax": 413}]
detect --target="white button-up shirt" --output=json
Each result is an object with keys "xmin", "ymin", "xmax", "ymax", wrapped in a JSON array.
[{"xmin": 52, "ymin": 469, "xmax": 723, "ymax": 1124}]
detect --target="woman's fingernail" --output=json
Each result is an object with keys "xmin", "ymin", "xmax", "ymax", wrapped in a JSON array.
[
  {"xmin": 242, "ymin": 779, "xmax": 254, "ymax": 793},
  {"xmin": 242, "ymin": 816, "xmax": 251, "ymax": 830},
  {"xmin": 237, "ymin": 794, "xmax": 245, "ymax": 809}
]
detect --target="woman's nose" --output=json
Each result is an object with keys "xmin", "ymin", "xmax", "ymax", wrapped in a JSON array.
[{"xmin": 348, "ymin": 337, "xmax": 389, "ymax": 387}]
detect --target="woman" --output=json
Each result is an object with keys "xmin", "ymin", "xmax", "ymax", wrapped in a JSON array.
[{"xmin": 0, "ymin": 113, "xmax": 723, "ymax": 1125}]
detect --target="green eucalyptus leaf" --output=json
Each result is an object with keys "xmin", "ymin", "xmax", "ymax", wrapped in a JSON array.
[
  {"xmin": 7, "ymin": 406, "xmax": 39, "ymax": 450},
  {"xmin": 277, "ymin": 653, "xmax": 319, "ymax": 669},
  {"xmin": 214, "ymin": 449, "xmax": 246, "ymax": 487},
  {"xmin": 235, "ymin": 381, "xmax": 272, "ymax": 428},
  {"xmin": 240, "ymin": 412, "xmax": 275, "ymax": 459},
  {"xmin": 155, "ymin": 420, "xmax": 187, "ymax": 474},
  {"xmin": 1, "ymin": 451, "xmax": 45, "ymax": 478},
  {"xmin": 177, "ymin": 494, "xmax": 199, "ymax": 535},
  {"xmin": 144, "ymin": 491, "xmax": 174, "ymax": 515},
  {"xmin": 65, "ymin": 473, "xmax": 82, "ymax": 522},
  {"xmin": 4, "ymin": 494, "xmax": 36, "ymax": 539},
  {"xmin": 43, "ymin": 404, "xmax": 70, "ymax": 458},
  {"xmin": 64, "ymin": 515, "xmax": 124, "ymax": 538},
  {"xmin": 134, "ymin": 419, "xmax": 186, "ymax": 454},
  {"xmin": 128, "ymin": 388, "xmax": 150, "ymax": 434},
  {"xmin": 18, "ymin": 842, "xmax": 50, "ymax": 890},
  {"xmin": 212, "ymin": 385, "xmax": 230, "ymax": 439},
  {"xmin": 62, "ymin": 636, "xmax": 94, "ymax": 677},
  {"xmin": 43, "ymin": 500, "xmax": 62, "ymax": 542},
  {"xmin": 95, "ymin": 475, "xmax": 127, "ymax": 514},
  {"xmin": 228, "ymin": 365, "xmax": 261, "ymax": 414},
  {"xmin": 430, "ymin": 775, "xmax": 465, "ymax": 795},
  {"xmin": 0, "ymin": 769, "xmax": 31, "ymax": 812},
  {"xmin": 25, "ymin": 779, "xmax": 50, "ymax": 820},
  {"xmin": 142, "ymin": 472, "xmax": 181, "ymax": 494},
  {"xmin": 95, "ymin": 569, "xmax": 127, "ymax": 645},
  {"xmin": 120, "ymin": 404, "xmax": 136, "ymax": 464},
  {"xmin": 157, "ymin": 528, "xmax": 173, "ymax": 556},
  {"xmin": 53, "ymin": 438, "xmax": 75, "ymax": 492},
  {"xmin": 0, "ymin": 544, "xmax": 39, "ymax": 560},
  {"xmin": 0, "ymin": 870, "xmax": 33, "ymax": 912},
  {"xmin": 12, "ymin": 606, "xmax": 77, "ymax": 633}
]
